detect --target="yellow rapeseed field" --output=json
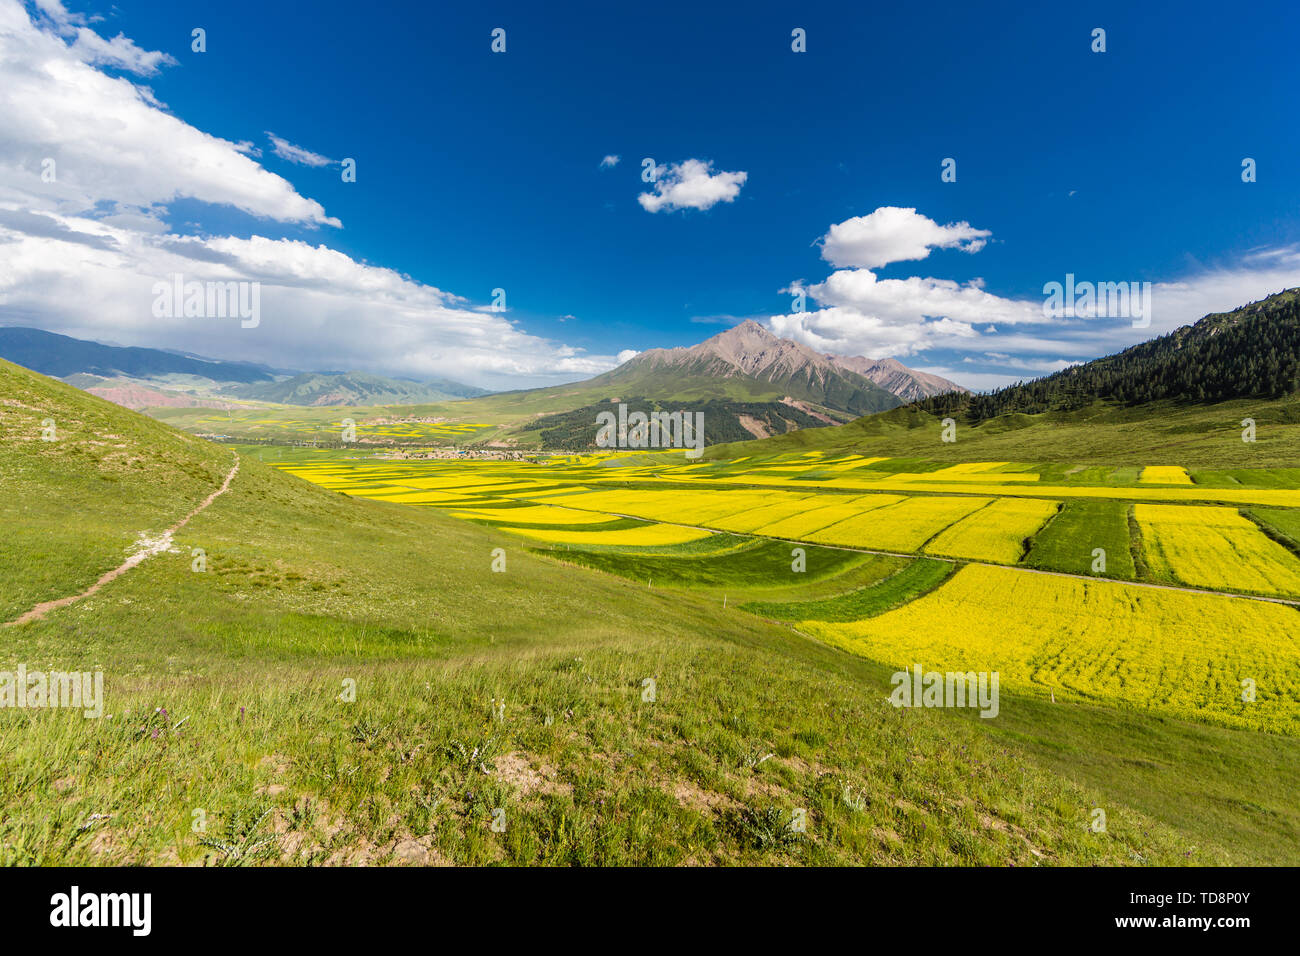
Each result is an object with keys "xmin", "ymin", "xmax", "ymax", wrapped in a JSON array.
[
  {"xmin": 1135, "ymin": 504, "xmax": 1300, "ymax": 597},
  {"xmin": 802, "ymin": 564, "xmax": 1300, "ymax": 734},
  {"xmin": 708, "ymin": 495, "xmax": 821, "ymax": 532},
  {"xmin": 925, "ymin": 497, "xmax": 1061, "ymax": 564},
  {"xmin": 550, "ymin": 488, "xmax": 808, "ymax": 527},
  {"xmin": 886, "ymin": 462, "xmax": 1042, "ymax": 484},
  {"xmin": 448, "ymin": 504, "xmax": 620, "ymax": 525},
  {"xmin": 808, "ymin": 495, "xmax": 992, "ymax": 552},
  {"xmin": 1140, "ymin": 465, "xmax": 1194, "ymax": 484},
  {"xmin": 366, "ymin": 489, "xmax": 475, "ymax": 504},
  {"xmin": 751, "ymin": 496, "xmax": 900, "ymax": 539},
  {"xmin": 498, "ymin": 523, "xmax": 713, "ymax": 546}
]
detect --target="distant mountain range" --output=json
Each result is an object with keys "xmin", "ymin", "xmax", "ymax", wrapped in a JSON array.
[
  {"xmin": 0, "ymin": 326, "xmax": 489, "ymax": 406},
  {"xmin": 828, "ymin": 354, "xmax": 968, "ymax": 403},
  {"xmin": 0, "ymin": 322, "xmax": 964, "ymax": 442},
  {"xmin": 585, "ymin": 321, "xmax": 961, "ymax": 411},
  {"xmin": 225, "ymin": 372, "xmax": 490, "ymax": 405},
  {"xmin": 0, "ymin": 326, "xmax": 277, "ymax": 383},
  {"xmin": 586, "ymin": 320, "xmax": 963, "ymax": 414},
  {"xmin": 701, "ymin": 289, "xmax": 1300, "ymax": 460},
  {"xmin": 509, "ymin": 321, "xmax": 967, "ymax": 447}
]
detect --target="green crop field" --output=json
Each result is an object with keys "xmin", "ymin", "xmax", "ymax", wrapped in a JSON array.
[{"xmin": 1024, "ymin": 500, "xmax": 1137, "ymax": 578}]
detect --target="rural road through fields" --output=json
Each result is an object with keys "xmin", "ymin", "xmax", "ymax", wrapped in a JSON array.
[{"xmin": 6, "ymin": 455, "xmax": 240, "ymax": 627}]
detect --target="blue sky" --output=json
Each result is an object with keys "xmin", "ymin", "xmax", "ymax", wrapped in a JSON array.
[{"xmin": 2, "ymin": 0, "xmax": 1300, "ymax": 390}]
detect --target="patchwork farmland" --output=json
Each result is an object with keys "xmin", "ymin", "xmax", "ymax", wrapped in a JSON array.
[
  {"xmin": 8, "ymin": 354, "xmax": 1300, "ymax": 869},
  {"xmin": 269, "ymin": 448, "xmax": 1300, "ymax": 740}
]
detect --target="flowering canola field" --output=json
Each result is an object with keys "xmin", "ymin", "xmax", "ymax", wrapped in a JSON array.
[
  {"xmin": 271, "ymin": 451, "xmax": 1300, "ymax": 735},
  {"xmin": 1135, "ymin": 504, "xmax": 1300, "ymax": 597},
  {"xmin": 925, "ymin": 498, "xmax": 1061, "ymax": 564},
  {"xmin": 802, "ymin": 564, "xmax": 1300, "ymax": 734},
  {"xmin": 1139, "ymin": 465, "xmax": 1194, "ymax": 484},
  {"xmin": 807, "ymin": 495, "xmax": 992, "ymax": 552},
  {"xmin": 498, "ymin": 523, "xmax": 713, "ymax": 546}
]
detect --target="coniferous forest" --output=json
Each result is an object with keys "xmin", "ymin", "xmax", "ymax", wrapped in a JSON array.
[{"xmin": 915, "ymin": 291, "xmax": 1300, "ymax": 421}]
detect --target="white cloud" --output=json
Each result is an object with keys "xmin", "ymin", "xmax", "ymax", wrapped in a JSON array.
[
  {"xmin": 0, "ymin": 2, "xmax": 624, "ymax": 389},
  {"xmin": 29, "ymin": 0, "xmax": 173, "ymax": 76},
  {"xmin": 965, "ymin": 354, "xmax": 1079, "ymax": 374},
  {"xmin": 67, "ymin": 27, "xmax": 176, "ymax": 75},
  {"xmin": 615, "ymin": 349, "xmax": 639, "ymax": 364},
  {"xmin": 807, "ymin": 268, "xmax": 1039, "ymax": 328},
  {"xmin": 767, "ymin": 206, "xmax": 1300, "ymax": 387},
  {"xmin": 0, "ymin": 209, "xmax": 625, "ymax": 388},
  {"xmin": 769, "ymin": 218, "xmax": 1039, "ymax": 359},
  {"xmin": 819, "ymin": 206, "xmax": 991, "ymax": 269},
  {"xmin": 769, "ymin": 305, "xmax": 983, "ymax": 359},
  {"xmin": 638, "ymin": 158, "xmax": 747, "ymax": 213},
  {"xmin": 599, "ymin": 154, "xmax": 620, "ymax": 169},
  {"xmin": 0, "ymin": 0, "xmax": 338, "ymax": 226},
  {"xmin": 267, "ymin": 132, "xmax": 334, "ymax": 168}
]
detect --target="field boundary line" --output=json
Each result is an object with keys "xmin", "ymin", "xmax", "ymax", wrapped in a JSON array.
[
  {"xmin": 6, "ymin": 455, "xmax": 240, "ymax": 627},
  {"xmin": 510, "ymin": 501, "xmax": 1300, "ymax": 609},
  {"xmin": 998, "ymin": 562, "xmax": 1300, "ymax": 607},
  {"xmin": 281, "ymin": 466, "xmax": 1300, "ymax": 609}
]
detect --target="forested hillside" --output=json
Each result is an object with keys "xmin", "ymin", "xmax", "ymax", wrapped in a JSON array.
[{"xmin": 916, "ymin": 290, "xmax": 1300, "ymax": 421}]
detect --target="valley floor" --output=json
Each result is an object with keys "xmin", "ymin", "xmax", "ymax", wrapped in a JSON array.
[{"xmin": 4, "ymin": 359, "xmax": 1298, "ymax": 865}]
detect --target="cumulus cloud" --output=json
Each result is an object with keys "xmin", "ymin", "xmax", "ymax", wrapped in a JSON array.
[
  {"xmin": 769, "ymin": 305, "xmax": 984, "ymax": 359},
  {"xmin": 0, "ymin": 1, "xmax": 623, "ymax": 388},
  {"xmin": 29, "ymin": 0, "xmax": 173, "ymax": 75},
  {"xmin": 0, "ymin": 209, "xmax": 625, "ymax": 387},
  {"xmin": 805, "ymin": 269, "xmax": 1039, "ymax": 328},
  {"xmin": 819, "ymin": 206, "xmax": 991, "ymax": 269},
  {"xmin": 599, "ymin": 154, "xmax": 620, "ymax": 169},
  {"xmin": 67, "ymin": 27, "xmax": 176, "ymax": 75},
  {"xmin": 615, "ymin": 349, "xmax": 639, "ymax": 364},
  {"xmin": 766, "ymin": 207, "xmax": 1300, "ymax": 389},
  {"xmin": 638, "ymin": 158, "xmax": 747, "ymax": 213},
  {"xmin": 769, "ymin": 209, "xmax": 1035, "ymax": 359},
  {"xmin": 0, "ymin": 0, "xmax": 338, "ymax": 226},
  {"xmin": 267, "ymin": 132, "xmax": 334, "ymax": 168}
]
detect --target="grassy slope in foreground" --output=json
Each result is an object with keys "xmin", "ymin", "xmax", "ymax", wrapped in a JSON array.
[
  {"xmin": 0, "ymin": 358, "xmax": 232, "ymax": 621},
  {"xmin": 0, "ymin": 357, "xmax": 1244, "ymax": 865}
]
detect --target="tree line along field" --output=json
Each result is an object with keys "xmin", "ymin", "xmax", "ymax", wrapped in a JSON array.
[{"xmin": 6, "ymin": 356, "xmax": 1300, "ymax": 866}]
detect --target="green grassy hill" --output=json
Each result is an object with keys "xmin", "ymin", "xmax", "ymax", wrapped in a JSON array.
[
  {"xmin": 919, "ymin": 288, "xmax": 1300, "ymax": 419},
  {"xmin": 0, "ymin": 358, "xmax": 233, "ymax": 621},
  {"xmin": 4, "ymin": 357, "xmax": 1295, "ymax": 864},
  {"xmin": 226, "ymin": 371, "xmax": 487, "ymax": 405},
  {"xmin": 705, "ymin": 396, "xmax": 1300, "ymax": 468},
  {"xmin": 707, "ymin": 290, "xmax": 1300, "ymax": 468},
  {"xmin": 521, "ymin": 396, "xmax": 835, "ymax": 448}
]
